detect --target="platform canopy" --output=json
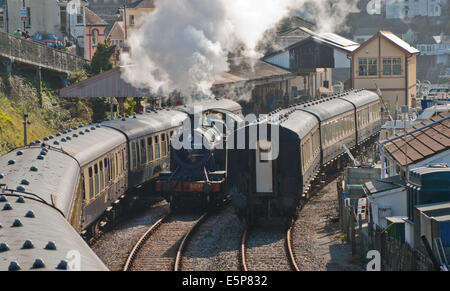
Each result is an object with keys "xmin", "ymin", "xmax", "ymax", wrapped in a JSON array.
[{"xmin": 59, "ymin": 67, "xmax": 152, "ymax": 98}]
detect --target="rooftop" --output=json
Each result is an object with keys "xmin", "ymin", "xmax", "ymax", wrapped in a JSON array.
[
  {"xmin": 213, "ymin": 58, "xmax": 294, "ymax": 87},
  {"xmin": 352, "ymin": 30, "xmax": 420, "ymax": 55},
  {"xmin": 379, "ymin": 31, "xmax": 420, "ymax": 54},
  {"xmin": 85, "ymin": 7, "xmax": 108, "ymax": 26},
  {"xmin": 364, "ymin": 175, "xmax": 405, "ymax": 195},
  {"xmin": 267, "ymin": 26, "xmax": 360, "ymax": 57},
  {"xmin": 383, "ymin": 112, "xmax": 450, "ymax": 167},
  {"xmin": 59, "ymin": 67, "xmax": 152, "ymax": 98},
  {"xmin": 126, "ymin": 0, "xmax": 155, "ymax": 9},
  {"xmin": 416, "ymin": 202, "xmax": 450, "ymax": 222}
]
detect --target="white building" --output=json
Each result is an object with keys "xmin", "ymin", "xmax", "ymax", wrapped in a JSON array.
[
  {"xmin": 57, "ymin": 0, "xmax": 89, "ymax": 55},
  {"xmin": 364, "ymin": 176, "xmax": 407, "ymax": 228},
  {"xmin": 6, "ymin": 0, "xmax": 61, "ymax": 38},
  {"xmin": 385, "ymin": 0, "xmax": 446, "ymax": 19},
  {"xmin": 416, "ymin": 34, "xmax": 450, "ymax": 65}
]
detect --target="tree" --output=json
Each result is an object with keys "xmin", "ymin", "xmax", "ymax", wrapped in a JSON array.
[
  {"xmin": 89, "ymin": 42, "xmax": 116, "ymax": 75},
  {"xmin": 89, "ymin": 41, "xmax": 116, "ymax": 122}
]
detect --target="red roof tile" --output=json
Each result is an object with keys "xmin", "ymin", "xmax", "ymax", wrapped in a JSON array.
[{"xmin": 383, "ymin": 111, "xmax": 450, "ymax": 166}]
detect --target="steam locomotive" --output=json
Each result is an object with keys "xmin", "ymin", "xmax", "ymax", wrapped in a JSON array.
[
  {"xmin": 0, "ymin": 98, "xmax": 239, "ymax": 271},
  {"xmin": 156, "ymin": 99, "xmax": 243, "ymax": 210},
  {"xmin": 227, "ymin": 89, "xmax": 383, "ymax": 224}
]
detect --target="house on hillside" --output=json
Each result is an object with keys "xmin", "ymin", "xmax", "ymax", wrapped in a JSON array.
[
  {"xmin": 84, "ymin": 7, "xmax": 107, "ymax": 60},
  {"xmin": 5, "ymin": 0, "xmax": 108, "ymax": 60},
  {"xmin": 6, "ymin": 0, "xmax": 65, "ymax": 38},
  {"xmin": 349, "ymin": 30, "xmax": 420, "ymax": 114},
  {"xmin": 86, "ymin": 0, "xmax": 126, "ymax": 35},
  {"xmin": 385, "ymin": 0, "xmax": 446, "ymax": 20},
  {"xmin": 57, "ymin": 1, "xmax": 107, "ymax": 60},
  {"xmin": 416, "ymin": 34, "xmax": 450, "ymax": 66},
  {"xmin": 106, "ymin": 0, "xmax": 155, "ymax": 48}
]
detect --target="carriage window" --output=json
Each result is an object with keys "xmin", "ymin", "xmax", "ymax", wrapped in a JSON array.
[
  {"xmin": 110, "ymin": 156, "xmax": 114, "ymax": 181},
  {"xmin": 147, "ymin": 137, "xmax": 153, "ymax": 162},
  {"xmin": 88, "ymin": 167, "xmax": 93, "ymax": 201},
  {"xmin": 121, "ymin": 149, "xmax": 127, "ymax": 173},
  {"xmin": 155, "ymin": 135, "xmax": 160, "ymax": 159},
  {"xmin": 122, "ymin": 150, "xmax": 125, "ymax": 172},
  {"xmin": 104, "ymin": 158, "xmax": 109, "ymax": 183},
  {"xmin": 136, "ymin": 141, "xmax": 141, "ymax": 166},
  {"xmin": 99, "ymin": 161, "xmax": 104, "ymax": 192},
  {"xmin": 161, "ymin": 133, "xmax": 167, "ymax": 157},
  {"xmin": 131, "ymin": 142, "xmax": 137, "ymax": 170},
  {"xmin": 94, "ymin": 164, "xmax": 99, "ymax": 196},
  {"xmin": 141, "ymin": 139, "xmax": 146, "ymax": 165},
  {"xmin": 119, "ymin": 151, "xmax": 122, "ymax": 175},
  {"xmin": 115, "ymin": 153, "xmax": 118, "ymax": 177}
]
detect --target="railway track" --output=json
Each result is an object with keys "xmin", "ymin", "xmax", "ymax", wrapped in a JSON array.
[
  {"xmin": 240, "ymin": 224, "xmax": 299, "ymax": 271},
  {"xmin": 123, "ymin": 212, "xmax": 208, "ymax": 271}
]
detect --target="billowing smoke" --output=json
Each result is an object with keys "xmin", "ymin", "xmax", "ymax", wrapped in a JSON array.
[{"xmin": 120, "ymin": 0, "xmax": 359, "ymax": 101}]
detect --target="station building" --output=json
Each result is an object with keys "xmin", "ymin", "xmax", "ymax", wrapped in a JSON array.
[{"xmin": 349, "ymin": 31, "xmax": 420, "ymax": 114}]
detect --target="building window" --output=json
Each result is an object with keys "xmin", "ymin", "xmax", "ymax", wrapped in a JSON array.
[
  {"xmin": 60, "ymin": 6, "xmax": 67, "ymax": 31},
  {"xmin": 129, "ymin": 15, "xmax": 135, "ymax": 25},
  {"xmin": 92, "ymin": 29, "xmax": 99, "ymax": 46},
  {"xmin": 77, "ymin": 7, "xmax": 84, "ymax": 24},
  {"xmin": 0, "ymin": 10, "xmax": 4, "ymax": 29},
  {"xmin": 26, "ymin": 7, "xmax": 31, "ymax": 28},
  {"xmin": 368, "ymin": 58, "xmax": 377, "ymax": 76},
  {"xmin": 383, "ymin": 58, "xmax": 402, "ymax": 76},
  {"xmin": 359, "ymin": 58, "xmax": 377, "ymax": 76}
]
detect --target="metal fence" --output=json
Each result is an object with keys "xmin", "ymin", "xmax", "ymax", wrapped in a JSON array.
[{"xmin": 0, "ymin": 31, "xmax": 88, "ymax": 73}]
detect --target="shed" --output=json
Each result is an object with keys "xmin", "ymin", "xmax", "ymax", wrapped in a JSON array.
[
  {"xmin": 414, "ymin": 202, "xmax": 450, "ymax": 261},
  {"xmin": 386, "ymin": 216, "xmax": 407, "ymax": 243},
  {"xmin": 364, "ymin": 175, "xmax": 407, "ymax": 229}
]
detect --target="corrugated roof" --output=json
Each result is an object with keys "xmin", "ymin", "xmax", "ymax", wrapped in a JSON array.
[
  {"xmin": 213, "ymin": 58, "xmax": 294, "ymax": 87},
  {"xmin": 268, "ymin": 27, "xmax": 359, "ymax": 56},
  {"xmin": 416, "ymin": 202, "xmax": 450, "ymax": 222},
  {"xmin": 85, "ymin": 7, "xmax": 108, "ymax": 26},
  {"xmin": 383, "ymin": 112, "xmax": 450, "ymax": 167},
  {"xmin": 59, "ymin": 67, "xmax": 152, "ymax": 98},
  {"xmin": 364, "ymin": 175, "xmax": 405, "ymax": 195}
]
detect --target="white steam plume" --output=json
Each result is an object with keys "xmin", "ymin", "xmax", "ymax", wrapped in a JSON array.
[{"xmin": 120, "ymin": 0, "xmax": 359, "ymax": 100}]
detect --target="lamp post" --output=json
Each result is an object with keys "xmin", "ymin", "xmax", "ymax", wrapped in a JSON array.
[{"xmin": 23, "ymin": 113, "xmax": 31, "ymax": 146}]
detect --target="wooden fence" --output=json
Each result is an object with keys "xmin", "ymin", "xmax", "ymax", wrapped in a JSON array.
[{"xmin": 337, "ymin": 179, "xmax": 436, "ymax": 271}]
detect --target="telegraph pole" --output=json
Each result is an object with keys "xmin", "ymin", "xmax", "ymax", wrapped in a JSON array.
[
  {"xmin": 23, "ymin": 114, "xmax": 30, "ymax": 146},
  {"xmin": 22, "ymin": 0, "xmax": 25, "ymax": 31}
]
